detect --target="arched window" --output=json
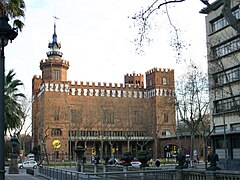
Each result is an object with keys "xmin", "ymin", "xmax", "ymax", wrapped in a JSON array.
[
  {"xmin": 51, "ymin": 128, "xmax": 62, "ymax": 136},
  {"xmin": 163, "ymin": 77, "xmax": 167, "ymax": 85},
  {"xmin": 162, "ymin": 130, "xmax": 171, "ymax": 137}
]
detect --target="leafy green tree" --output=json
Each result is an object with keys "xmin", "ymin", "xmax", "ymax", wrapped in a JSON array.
[
  {"xmin": 0, "ymin": 0, "xmax": 25, "ymax": 31},
  {"xmin": 4, "ymin": 69, "xmax": 26, "ymax": 135}
]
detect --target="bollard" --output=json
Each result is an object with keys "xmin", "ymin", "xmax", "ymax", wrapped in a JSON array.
[
  {"xmin": 123, "ymin": 166, "xmax": 128, "ymax": 177},
  {"xmin": 103, "ymin": 165, "xmax": 108, "ymax": 178},
  {"xmin": 94, "ymin": 164, "xmax": 97, "ymax": 173}
]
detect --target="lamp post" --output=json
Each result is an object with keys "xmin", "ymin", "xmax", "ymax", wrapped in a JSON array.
[
  {"xmin": 176, "ymin": 102, "xmax": 180, "ymax": 149},
  {"xmin": 221, "ymin": 85, "xmax": 228, "ymax": 170},
  {"xmin": 0, "ymin": 14, "xmax": 18, "ymax": 180},
  {"xmin": 69, "ymin": 105, "xmax": 73, "ymax": 166}
]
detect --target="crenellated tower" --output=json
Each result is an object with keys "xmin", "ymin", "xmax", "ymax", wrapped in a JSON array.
[
  {"xmin": 145, "ymin": 67, "xmax": 175, "ymax": 140},
  {"xmin": 40, "ymin": 22, "xmax": 69, "ymax": 82},
  {"xmin": 124, "ymin": 72, "xmax": 144, "ymax": 87},
  {"xmin": 146, "ymin": 67, "xmax": 174, "ymax": 90}
]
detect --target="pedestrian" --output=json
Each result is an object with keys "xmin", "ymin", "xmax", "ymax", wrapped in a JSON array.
[
  {"xmin": 155, "ymin": 159, "xmax": 160, "ymax": 167},
  {"xmin": 196, "ymin": 155, "xmax": 199, "ymax": 164}
]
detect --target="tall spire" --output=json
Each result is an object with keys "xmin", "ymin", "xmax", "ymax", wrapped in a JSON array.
[
  {"xmin": 53, "ymin": 22, "xmax": 57, "ymax": 43},
  {"xmin": 47, "ymin": 17, "xmax": 63, "ymax": 57}
]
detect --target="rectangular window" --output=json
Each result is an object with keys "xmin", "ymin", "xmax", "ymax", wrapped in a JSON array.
[
  {"xmin": 103, "ymin": 110, "xmax": 114, "ymax": 123},
  {"xmin": 232, "ymin": 137, "xmax": 240, "ymax": 148},
  {"xmin": 164, "ymin": 114, "xmax": 168, "ymax": 123},
  {"xmin": 163, "ymin": 77, "xmax": 167, "ymax": 85},
  {"xmin": 211, "ymin": 8, "xmax": 240, "ymax": 33},
  {"xmin": 149, "ymin": 79, "xmax": 152, "ymax": 86},
  {"xmin": 213, "ymin": 37, "xmax": 240, "ymax": 59},
  {"xmin": 133, "ymin": 111, "xmax": 143, "ymax": 124},
  {"xmin": 53, "ymin": 107, "xmax": 60, "ymax": 121},
  {"xmin": 71, "ymin": 109, "xmax": 82, "ymax": 124},
  {"xmin": 162, "ymin": 131, "xmax": 166, "ymax": 136},
  {"xmin": 214, "ymin": 125, "xmax": 226, "ymax": 133},
  {"xmin": 215, "ymin": 67, "xmax": 240, "ymax": 85},
  {"xmin": 54, "ymin": 70, "xmax": 60, "ymax": 80},
  {"xmin": 231, "ymin": 123, "xmax": 240, "ymax": 131},
  {"xmin": 215, "ymin": 96, "xmax": 240, "ymax": 113}
]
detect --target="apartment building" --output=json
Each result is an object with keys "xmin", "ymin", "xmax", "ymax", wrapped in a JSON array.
[{"xmin": 201, "ymin": 0, "xmax": 240, "ymax": 170}]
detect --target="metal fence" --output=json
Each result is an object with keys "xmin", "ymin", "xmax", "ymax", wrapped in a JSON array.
[
  {"xmin": 38, "ymin": 166, "xmax": 177, "ymax": 180},
  {"xmin": 38, "ymin": 165, "xmax": 240, "ymax": 180}
]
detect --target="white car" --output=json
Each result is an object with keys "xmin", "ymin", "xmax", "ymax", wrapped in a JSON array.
[
  {"xmin": 18, "ymin": 160, "xmax": 38, "ymax": 169},
  {"xmin": 131, "ymin": 161, "xmax": 142, "ymax": 167}
]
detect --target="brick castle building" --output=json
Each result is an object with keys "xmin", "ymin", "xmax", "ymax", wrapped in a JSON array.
[{"xmin": 32, "ymin": 23, "xmax": 176, "ymax": 161}]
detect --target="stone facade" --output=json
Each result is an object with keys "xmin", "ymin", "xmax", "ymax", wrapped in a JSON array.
[{"xmin": 32, "ymin": 23, "xmax": 176, "ymax": 161}]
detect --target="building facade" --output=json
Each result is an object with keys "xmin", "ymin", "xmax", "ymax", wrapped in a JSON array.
[
  {"xmin": 201, "ymin": 0, "xmax": 240, "ymax": 170},
  {"xmin": 32, "ymin": 23, "xmax": 176, "ymax": 161}
]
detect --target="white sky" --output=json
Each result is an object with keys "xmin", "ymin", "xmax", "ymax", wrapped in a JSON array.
[{"xmin": 5, "ymin": 0, "xmax": 211, "ymax": 99}]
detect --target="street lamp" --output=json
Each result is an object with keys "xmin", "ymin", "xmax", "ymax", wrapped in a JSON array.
[
  {"xmin": 0, "ymin": 14, "xmax": 18, "ymax": 180},
  {"xmin": 221, "ymin": 85, "xmax": 228, "ymax": 170},
  {"xmin": 69, "ymin": 105, "xmax": 73, "ymax": 166}
]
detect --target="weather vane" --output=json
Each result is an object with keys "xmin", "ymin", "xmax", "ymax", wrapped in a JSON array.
[{"xmin": 53, "ymin": 16, "xmax": 60, "ymax": 22}]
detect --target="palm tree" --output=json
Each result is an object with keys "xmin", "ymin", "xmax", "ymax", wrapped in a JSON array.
[
  {"xmin": 4, "ymin": 69, "xmax": 26, "ymax": 135},
  {"xmin": 0, "ymin": 0, "xmax": 25, "ymax": 31}
]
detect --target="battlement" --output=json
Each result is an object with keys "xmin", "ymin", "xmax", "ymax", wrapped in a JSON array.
[
  {"xmin": 32, "ymin": 75, "xmax": 42, "ymax": 80},
  {"xmin": 125, "ymin": 72, "xmax": 143, "ymax": 77},
  {"xmin": 68, "ymin": 81, "xmax": 145, "ymax": 89},
  {"xmin": 36, "ymin": 79, "xmax": 174, "ymax": 100},
  {"xmin": 145, "ymin": 67, "xmax": 174, "ymax": 75},
  {"xmin": 40, "ymin": 58, "xmax": 69, "ymax": 66}
]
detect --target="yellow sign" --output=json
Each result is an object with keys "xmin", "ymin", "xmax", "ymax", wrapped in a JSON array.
[{"xmin": 52, "ymin": 140, "xmax": 61, "ymax": 149}]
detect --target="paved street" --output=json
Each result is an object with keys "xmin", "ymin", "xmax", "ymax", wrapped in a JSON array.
[{"xmin": 5, "ymin": 167, "xmax": 47, "ymax": 180}]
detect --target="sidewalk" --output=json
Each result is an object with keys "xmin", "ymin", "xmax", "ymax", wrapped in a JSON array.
[
  {"xmin": 5, "ymin": 167, "xmax": 47, "ymax": 180},
  {"xmin": 5, "ymin": 174, "xmax": 47, "ymax": 180}
]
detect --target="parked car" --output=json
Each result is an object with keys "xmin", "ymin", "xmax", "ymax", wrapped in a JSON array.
[
  {"xmin": 26, "ymin": 153, "xmax": 35, "ymax": 160},
  {"xmin": 116, "ymin": 159, "xmax": 126, "ymax": 165},
  {"xmin": 108, "ymin": 158, "xmax": 118, "ymax": 165},
  {"xmin": 18, "ymin": 160, "xmax": 38, "ymax": 169},
  {"xmin": 130, "ymin": 159, "xmax": 142, "ymax": 167}
]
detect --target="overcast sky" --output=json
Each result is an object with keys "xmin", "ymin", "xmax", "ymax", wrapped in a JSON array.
[{"xmin": 5, "ymin": 0, "xmax": 210, "ymax": 98}]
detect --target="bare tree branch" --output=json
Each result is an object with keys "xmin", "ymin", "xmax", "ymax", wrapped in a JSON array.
[{"xmin": 132, "ymin": 0, "xmax": 240, "ymax": 56}]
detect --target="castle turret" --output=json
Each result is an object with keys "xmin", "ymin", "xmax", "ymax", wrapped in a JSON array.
[
  {"xmin": 145, "ymin": 67, "xmax": 175, "ymax": 140},
  {"xmin": 40, "ymin": 22, "xmax": 69, "ymax": 81},
  {"xmin": 124, "ymin": 72, "xmax": 144, "ymax": 87},
  {"xmin": 146, "ymin": 68, "xmax": 174, "ymax": 90}
]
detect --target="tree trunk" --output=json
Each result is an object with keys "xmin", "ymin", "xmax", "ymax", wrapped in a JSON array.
[
  {"xmin": 190, "ymin": 133, "xmax": 194, "ymax": 167},
  {"xmin": 43, "ymin": 143, "xmax": 49, "ymax": 164},
  {"xmin": 204, "ymin": 138, "xmax": 208, "ymax": 170},
  {"xmin": 154, "ymin": 138, "xmax": 158, "ymax": 160},
  {"xmin": 190, "ymin": 133, "xmax": 194, "ymax": 159}
]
